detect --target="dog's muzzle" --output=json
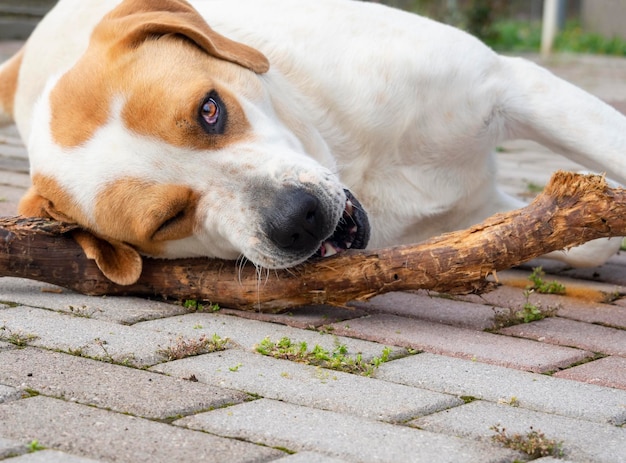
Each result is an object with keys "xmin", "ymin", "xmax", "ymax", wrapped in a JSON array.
[
  {"xmin": 315, "ymin": 189, "xmax": 370, "ymax": 257},
  {"xmin": 264, "ymin": 188, "xmax": 370, "ymax": 263}
]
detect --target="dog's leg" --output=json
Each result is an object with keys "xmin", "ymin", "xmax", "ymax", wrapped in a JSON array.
[
  {"xmin": 498, "ymin": 56, "xmax": 626, "ymax": 266},
  {"xmin": 0, "ymin": 48, "xmax": 23, "ymax": 127},
  {"xmin": 500, "ymin": 55, "xmax": 626, "ymax": 184}
]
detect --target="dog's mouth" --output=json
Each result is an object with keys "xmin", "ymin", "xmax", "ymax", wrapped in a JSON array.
[{"xmin": 316, "ymin": 189, "xmax": 370, "ymax": 258}]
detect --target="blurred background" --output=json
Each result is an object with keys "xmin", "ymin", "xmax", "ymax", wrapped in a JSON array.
[{"xmin": 0, "ymin": 0, "xmax": 625, "ymax": 55}]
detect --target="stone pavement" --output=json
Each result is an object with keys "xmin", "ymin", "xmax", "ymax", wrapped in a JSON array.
[{"xmin": 0, "ymin": 38, "xmax": 625, "ymax": 462}]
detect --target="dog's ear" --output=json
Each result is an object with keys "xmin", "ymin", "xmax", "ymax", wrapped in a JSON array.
[
  {"xmin": 72, "ymin": 231, "xmax": 143, "ymax": 286},
  {"xmin": 99, "ymin": 0, "xmax": 269, "ymax": 74},
  {"xmin": 18, "ymin": 187, "xmax": 143, "ymax": 286}
]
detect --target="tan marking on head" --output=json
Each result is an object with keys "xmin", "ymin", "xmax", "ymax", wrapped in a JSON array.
[
  {"xmin": 50, "ymin": 0, "xmax": 267, "ymax": 148},
  {"xmin": 18, "ymin": 175, "xmax": 144, "ymax": 286},
  {"xmin": 94, "ymin": 178, "xmax": 199, "ymax": 255},
  {"xmin": 19, "ymin": 174, "xmax": 90, "ymax": 225},
  {"xmin": 0, "ymin": 47, "xmax": 24, "ymax": 119}
]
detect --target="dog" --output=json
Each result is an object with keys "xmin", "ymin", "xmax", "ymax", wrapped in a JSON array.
[{"xmin": 1, "ymin": 0, "xmax": 625, "ymax": 285}]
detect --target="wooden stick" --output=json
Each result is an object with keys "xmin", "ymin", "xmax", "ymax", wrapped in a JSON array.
[{"xmin": 1, "ymin": 171, "xmax": 624, "ymax": 312}]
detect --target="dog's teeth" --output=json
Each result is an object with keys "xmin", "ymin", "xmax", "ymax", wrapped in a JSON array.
[
  {"xmin": 345, "ymin": 200, "xmax": 354, "ymax": 215},
  {"xmin": 323, "ymin": 242, "xmax": 338, "ymax": 257}
]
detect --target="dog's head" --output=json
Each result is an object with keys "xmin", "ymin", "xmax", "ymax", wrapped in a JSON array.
[{"xmin": 19, "ymin": 0, "xmax": 369, "ymax": 285}]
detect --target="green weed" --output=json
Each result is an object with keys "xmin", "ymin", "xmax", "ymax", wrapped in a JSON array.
[
  {"xmin": 255, "ymin": 336, "xmax": 392, "ymax": 377},
  {"xmin": 527, "ymin": 267, "xmax": 566, "ymax": 295}
]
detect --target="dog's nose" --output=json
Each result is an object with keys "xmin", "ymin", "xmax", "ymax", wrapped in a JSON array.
[{"xmin": 265, "ymin": 188, "xmax": 327, "ymax": 253}]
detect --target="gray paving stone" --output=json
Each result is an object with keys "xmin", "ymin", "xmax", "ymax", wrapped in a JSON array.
[
  {"xmin": 4, "ymin": 450, "xmax": 103, "ymax": 463},
  {"xmin": 499, "ymin": 317, "xmax": 626, "ymax": 356},
  {"xmin": 327, "ymin": 314, "xmax": 593, "ymax": 373},
  {"xmin": 0, "ymin": 384, "xmax": 21, "ymax": 404},
  {"xmin": 136, "ymin": 312, "xmax": 405, "ymax": 359},
  {"xmin": 0, "ymin": 277, "xmax": 188, "ymax": 324},
  {"xmin": 411, "ymin": 400, "xmax": 626, "ymax": 463},
  {"xmin": 0, "ymin": 341, "xmax": 14, "ymax": 351},
  {"xmin": 0, "ymin": 396, "xmax": 281, "ymax": 463},
  {"xmin": 532, "ymin": 458, "xmax": 576, "ymax": 463},
  {"xmin": 272, "ymin": 452, "xmax": 350, "ymax": 463},
  {"xmin": 0, "ymin": 347, "xmax": 249, "ymax": 420},
  {"xmin": 375, "ymin": 352, "xmax": 626, "ymax": 425},
  {"xmin": 151, "ymin": 349, "xmax": 461, "ymax": 422},
  {"xmin": 0, "ymin": 306, "xmax": 212, "ymax": 367},
  {"xmin": 175, "ymin": 398, "xmax": 519, "ymax": 463},
  {"xmin": 0, "ymin": 437, "xmax": 27, "ymax": 459}
]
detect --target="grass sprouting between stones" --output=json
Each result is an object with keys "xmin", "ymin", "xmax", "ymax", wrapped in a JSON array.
[{"xmin": 255, "ymin": 336, "xmax": 392, "ymax": 377}]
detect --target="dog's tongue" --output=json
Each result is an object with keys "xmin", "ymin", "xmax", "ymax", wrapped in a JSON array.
[{"xmin": 316, "ymin": 189, "xmax": 370, "ymax": 258}]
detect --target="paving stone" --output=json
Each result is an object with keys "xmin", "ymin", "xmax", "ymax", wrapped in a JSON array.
[
  {"xmin": 327, "ymin": 314, "xmax": 592, "ymax": 373},
  {"xmin": 0, "ymin": 437, "xmax": 27, "ymax": 459},
  {"xmin": 271, "ymin": 452, "xmax": 350, "ymax": 463},
  {"xmin": 4, "ymin": 450, "xmax": 103, "ymax": 463},
  {"xmin": 0, "ymin": 347, "xmax": 249, "ymax": 420},
  {"xmin": 561, "ymin": 253, "xmax": 626, "ymax": 287},
  {"xmin": 499, "ymin": 317, "xmax": 626, "ymax": 356},
  {"xmin": 554, "ymin": 356, "xmax": 626, "ymax": 390},
  {"xmin": 460, "ymin": 279, "xmax": 626, "ymax": 329},
  {"xmin": 0, "ymin": 306, "xmax": 208, "ymax": 367},
  {"xmin": 151, "ymin": 349, "xmax": 461, "ymax": 422},
  {"xmin": 0, "ymin": 396, "xmax": 281, "ymax": 463},
  {"xmin": 220, "ymin": 305, "xmax": 368, "ymax": 329},
  {"xmin": 532, "ymin": 458, "xmax": 576, "ymax": 463},
  {"xmin": 0, "ymin": 341, "xmax": 14, "ymax": 351},
  {"xmin": 350, "ymin": 291, "xmax": 499, "ymax": 330},
  {"xmin": 411, "ymin": 400, "xmax": 626, "ymax": 463},
  {"xmin": 136, "ymin": 312, "xmax": 405, "ymax": 359},
  {"xmin": 0, "ymin": 385, "xmax": 21, "ymax": 404},
  {"xmin": 375, "ymin": 352, "xmax": 626, "ymax": 425},
  {"xmin": 0, "ymin": 277, "xmax": 188, "ymax": 324},
  {"xmin": 175, "ymin": 398, "xmax": 519, "ymax": 463}
]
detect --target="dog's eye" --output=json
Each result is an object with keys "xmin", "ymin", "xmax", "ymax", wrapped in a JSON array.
[
  {"xmin": 201, "ymin": 98, "xmax": 220, "ymax": 125},
  {"xmin": 198, "ymin": 93, "xmax": 226, "ymax": 135}
]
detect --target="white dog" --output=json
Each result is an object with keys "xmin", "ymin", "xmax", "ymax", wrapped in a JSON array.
[{"xmin": 1, "ymin": 0, "xmax": 625, "ymax": 285}]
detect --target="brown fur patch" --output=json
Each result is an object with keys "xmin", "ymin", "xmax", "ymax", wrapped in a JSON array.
[
  {"xmin": 50, "ymin": 0, "xmax": 264, "ymax": 148},
  {"xmin": 0, "ymin": 48, "xmax": 24, "ymax": 119},
  {"xmin": 94, "ymin": 178, "xmax": 199, "ymax": 255},
  {"xmin": 19, "ymin": 174, "xmax": 90, "ymax": 225}
]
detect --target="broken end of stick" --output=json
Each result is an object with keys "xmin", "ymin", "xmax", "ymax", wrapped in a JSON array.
[{"xmin": 543, "ymin": 171, "xmax": 609, "ymax": 199}]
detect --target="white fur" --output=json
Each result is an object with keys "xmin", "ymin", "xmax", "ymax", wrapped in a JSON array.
[{"xmin": 7, "ymin": 0, "xmax": 626, "ymax": 268}]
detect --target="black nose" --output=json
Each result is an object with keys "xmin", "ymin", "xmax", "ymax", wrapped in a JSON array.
[{"xmin": 265, "ymin": 188, "xmax": 328, "ymax": 253}]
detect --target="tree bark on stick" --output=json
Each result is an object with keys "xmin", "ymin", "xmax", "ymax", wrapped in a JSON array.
[{"xmin": 0, "ymin": 171, "xmax": 624, "ymax": 312}]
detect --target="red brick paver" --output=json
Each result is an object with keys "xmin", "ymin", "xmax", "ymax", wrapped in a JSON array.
[
  {"xmin": 327, "ymin": 314, "xmax": 593, "ymax": 373},
  {"xmin": 351, "ymin": 291, "xmax": 499, "ymax": 331},
  {"xmin": 554, "ymin": 356, "xmax": 626, "ymax": 390},
  {"xmin": 499, "ymin": 317, "xmax": 626, "ymax": 356}
]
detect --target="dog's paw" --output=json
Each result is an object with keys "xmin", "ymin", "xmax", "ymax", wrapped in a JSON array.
[{"xmin": 543, "ymin": 237, "xmax": 622, "ymax": 268}]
